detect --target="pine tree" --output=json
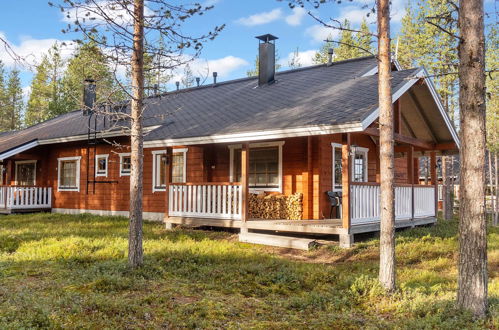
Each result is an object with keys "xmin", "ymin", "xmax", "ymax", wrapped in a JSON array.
[
  {"xmin": 25, "ymin": 57, "xmax": 52, "ymax": 126},
  {"xmin": 61, "ymin": 40, "xmax": 120, "ymax": 113},
  {"xmin": 288, "ymin": 47, "xmax": 302, "ymax": 69},
  {"xmin": 334, "ymin": 20, "xmax": 359, "ymax": 61},
  {"xmin": 181, "ymin": 64, "xmax": 195, "ymax": 88},
  {"xmin": 4, "ymin": 68, "xmax": 23, "ymax": 130},
  {"xmin": 356, "ymin": 18, "xmax": 374, "ymax": 56},
  {"xmin": 313, "ymin": 36, "xmax": 334, "ymax": 64},
  {"xmin": 0, "ymin": 61, "xmax": 7, "ymax": 130}
]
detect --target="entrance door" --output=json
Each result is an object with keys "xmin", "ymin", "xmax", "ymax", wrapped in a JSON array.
[{"xmin": 15, "ymin": 161, "xmax": 36, "ymax": 186}]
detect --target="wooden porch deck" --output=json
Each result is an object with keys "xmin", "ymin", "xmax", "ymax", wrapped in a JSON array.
[{"xmin": 164, "ymin": 216, "xmax": 437, "ymax": 236}]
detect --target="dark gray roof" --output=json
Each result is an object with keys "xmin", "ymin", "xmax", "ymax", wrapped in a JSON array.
[{"xmin": 0, "ymin": 56, "xmax": 419, "ymax": 155}]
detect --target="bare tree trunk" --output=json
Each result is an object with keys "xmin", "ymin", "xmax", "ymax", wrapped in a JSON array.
[
  {"xmin": 377, "ymin": 0, "xmax": 395, "ymax": 292},
  {"xmin": 495, "ymin": 152, "xmax": 498, "ymax": 226},
  {"xmin": 128, "ymin": 0, "xmax": 145, "ymax": 269},
  {"xmin": 488, "ymin": 150, "xmax": 493, "ymax": 218},
  {"xmin": 456, "ymin": 0, "xmax": 488, "ymax": 318},
  {"xmin": 443, "ymin": 155, "xmax": 453, "ymax": 219}
]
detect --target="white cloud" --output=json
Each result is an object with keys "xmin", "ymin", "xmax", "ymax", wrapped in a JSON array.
[
  {"xmin": 305, "ymin": 24, "xmax": 340, "ymax": 44},
  {"xmin": 338, "ymin": 6, "xmax": 372, "ymax": 25},
  {"xmin": 0, "ymin": 31, "xmax": 75, "ymax": 69},
  {"xmin": 280, "ymin": 49, "xmax": 318, "ymax": 68},
  {"xmin": 235, "ymin": 8, "xmax": 283, "ymax": 26},
  {"xmin": 285, "ymin": 7, "xmax": 307, "ymax": 26}
]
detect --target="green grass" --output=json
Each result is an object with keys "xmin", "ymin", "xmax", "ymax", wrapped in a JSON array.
[{"xmin": 0, "ymin": 213, "xmax": 497, "ymax": 329}]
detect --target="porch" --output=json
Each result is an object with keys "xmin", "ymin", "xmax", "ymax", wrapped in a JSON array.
[{"xmin": 0, "ymin": 186, "xmax": 52, "ymax": 214}]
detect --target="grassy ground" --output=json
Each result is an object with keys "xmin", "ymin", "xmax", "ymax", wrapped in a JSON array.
[{"xmin": 0, "ymin": 213, "xmax": 497, "ymax": 329}]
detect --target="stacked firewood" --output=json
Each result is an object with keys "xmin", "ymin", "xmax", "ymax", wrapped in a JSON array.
[{"xmin": 249, "ymin": 192, "xmax": 303, "ymax": 220}]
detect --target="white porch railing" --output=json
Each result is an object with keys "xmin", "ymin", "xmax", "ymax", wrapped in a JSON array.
[
  {"xmin": 0, "ymin": 186, "xmax": 52, "ymax": 210},
  {"xmin": 350, "ymin": 183, "xmax": 435, "ymax": 224},
  {"xmin": 169, "ymin": 183, "xmax": 242, "ymax": 220},
  {"xmin": 414, "ymin": 185, "xmax": 436, "ymax": 218}
]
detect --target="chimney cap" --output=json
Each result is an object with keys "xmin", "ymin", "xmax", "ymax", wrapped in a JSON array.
[{"xmin": 255, "ymin": 34, "xmax": 278, "ymax": 43}]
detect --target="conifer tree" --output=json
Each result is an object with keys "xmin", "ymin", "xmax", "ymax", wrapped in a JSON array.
[
  {"xmin": 4, "ymin": 68, "xmax": 23, "ymax": 130},
  {"xmin": 356, "ymin": 18, "xmax": 374, "ymax": 56},
  {"xmin": 0, "ymin": 61, "xmax": 7, "ymax": 130},
  {"xmin": 61, "ymin": 40, "xmax": 120, "ymax": 113},
  {"xmin": 334, "ymin": 20, "xmax": 358, "ymax": 61},
  {"xmin": 25, "ymin": 57, "xmax": 52, "ymax": 126}
]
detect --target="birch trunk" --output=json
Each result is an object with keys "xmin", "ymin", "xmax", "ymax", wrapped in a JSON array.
[
  {"xmin": 128, "ymin": 0, "xmax": 145, "ymax": 268},
  {"xmin": 377, "ymin": 0, "xmax": 396, "ymax": 292},
  {"xmin": 456, "ymin": 0, "xmax": 488, "ymax": 317}
]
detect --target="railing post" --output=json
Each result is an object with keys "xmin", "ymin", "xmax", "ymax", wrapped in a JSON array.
[
  {"xmin": 341, "ymin": 133, "xmax": 351, "ymax": 229},
  {"xmin": 407, "ymin": 146, "xmax": 415, "ymax": 220},
  {"xmin": 164, "ymin": 147, "xmax": 173, "ymax": 220},
  {"xmin": 241, "ymin": 143, "xmax": 250, "ymax": 222}
]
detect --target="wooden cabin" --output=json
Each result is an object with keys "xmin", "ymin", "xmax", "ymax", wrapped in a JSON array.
[{"xmin": 0, "ymin": 35, "xmax": 459, "ymax": 247}]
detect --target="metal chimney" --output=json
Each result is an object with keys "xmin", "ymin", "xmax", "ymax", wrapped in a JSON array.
[
  {"xmin": 83, "ymin": 79, "xmax": 96, "ymax": 116},
  {"xmin": 327, "ymin": 48, "xmax": 334, "ymax": 66},
  {"xmin": 256, "ymin": 34, "xmax": 278, "ymax": 86}
]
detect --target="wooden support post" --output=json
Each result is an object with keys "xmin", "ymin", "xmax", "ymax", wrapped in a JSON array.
[
  {"xmin": 407, "ymin": 146, "xmax": 414, "ymax": 219},
  {"xmin": 241, "ymin": 143, "xmax": 249, "ymax": 222},
  {"xmin": 394, "ymin": 100, "xmax": 402, "ymax": 135},
  {"xmin": 413, "ymin": 157, "xmax": 419, "ymax": 184},
  {"xmin": 164, "ymin": 147, "xmax": 173, "ymax": 220},
  {"xmin": 5, "ymin": 160, "xmax": 12, "ymax": 185},
  {"xmin": 430, "ymin": 151, "xmax": 438, "ymax": 216},
  {"xmin": 303, "ymin": 136, "xmax": 314, "ymax": 219},
  {"xmin": 341, "ymin": 133, "xmax": 351, "ymax": 230}
]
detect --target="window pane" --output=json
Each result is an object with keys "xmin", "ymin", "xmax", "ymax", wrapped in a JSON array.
[
  {"xmin": 353, "ymin": 153, "xmax": 366, "ymax": 182},
  {"xmin": 61, "ymin": 161, "xmax": 77, "ymax": 188},
  {"xmin": 157, "ymin": 154, "xmax": 166, "ymax": 186},
  {"xmin": 97, "ymin": 157, "xmax": 107, "ymax": 174},
  {"xmin": 172, "ymin": 153, "xmax": 184, "ymax": 183},
  {"xmin": 233, "ymin": 147, "xmax": 279, "ymax": 188},
  {"xmin": 334, "ymin": 148, "xmax": 342, "ymax": 189},
  {"xmin": 122, "ymin": 157, "xmax": 131, "ymax": 172}
]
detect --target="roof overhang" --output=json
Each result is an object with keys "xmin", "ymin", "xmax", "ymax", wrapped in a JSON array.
[
  {"xmin": 144, "ymin": 123, "xmax": 364, "ymax": 147},
  {"xmin": 0, "ymin": 140, "xmax": 39, "ymax": 161},
  {"xmin": 360, "ymin": 67, "xmax": 460, "ymax": 149}
]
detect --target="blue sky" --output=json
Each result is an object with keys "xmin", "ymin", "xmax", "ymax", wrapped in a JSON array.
[{"xmin": 0, "ymin": 0, "xmax": 495, "ymax": 92}]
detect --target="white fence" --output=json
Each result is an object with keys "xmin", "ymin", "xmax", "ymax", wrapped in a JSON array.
[
  {"xmin": 0, "ymin": 186, "xmax": 52, "ymax": 210},
  {"xmin": 169, "ymin": 183, "xmax": 242, "ymax": 220},
  {"xmin": 350, "ymin": 184, "xmax": 435, "ymax": 224}
]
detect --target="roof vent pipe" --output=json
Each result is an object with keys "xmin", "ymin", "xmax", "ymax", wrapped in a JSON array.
[
  {"xmin": 175, "ymin": 81, "xmax": 180, "ymax": 91},
  {"xmin": 196, "ymin": 77, "xmax": 200, "ymax": 87},
  {"xmin": 256, "ymin": 34, "xmax": 278, "ymax": 86},
  {"xmin": 213, "ymin": 72, "xmax": 217, "ymax": 85},
  {"xmin": 83, "ymin": 79, "xmax": 96, "ymax": 116},
  {"xmin": 327, "ymin": 48, "xmax": 334, "ymax": 66}
]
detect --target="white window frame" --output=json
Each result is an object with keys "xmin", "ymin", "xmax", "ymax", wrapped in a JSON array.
[
  {"xmin": 119, "ymin": 153, "xmax": 131, "ymax": 177},
  {"xmin": 95, "ymin": 154, "xmax": 109, "ymax": 177},
  {"xmin": 228, "ymin": 141, "xmax": 285, "ymax": 193},
  {"xmin": 152, "ymin": 148, "xmax": 188, "ymax": 193},
  {"xmin": 57, "ymin": 156, "xmax": 81, "ymax": 192},
  {"xmin": 14, "ymin": 160, "xmax": 37, "ymax": 186},
  {"xmin": 352, "ymin": 146, "xmax": 369, "ymax": 182},
  {"xmin": 331, "ymin": 143, "xmax": 343, "ymax": 192}
]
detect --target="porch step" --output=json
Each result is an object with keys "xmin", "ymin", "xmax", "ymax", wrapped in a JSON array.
[{"xmin": 238, "ymin": 232, "xmax": 318, "ymax": 250}]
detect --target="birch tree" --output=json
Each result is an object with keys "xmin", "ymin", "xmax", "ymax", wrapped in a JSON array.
[{"xmin": 51, "ymin": 0, "xmax": 224, "ymax": 268}]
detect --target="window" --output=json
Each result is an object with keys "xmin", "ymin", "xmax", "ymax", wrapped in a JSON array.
[
  {"xmin": 95, "ymin": 154, "xmax": 109, "ymax": 177},
  {"xmin": 332, "ymin": 143, "xmax": 342, "ymax": 191},
  {"xmin": 58, "ymin": 156, "xmax": 81, "ymax": 192},
  {"xmin": 152, "ymin": 148, "xmax": 187, "ymax": 192},
  {"xmin": 15, "ymin": 160, "xmax": 37, "ymax": 186},
  {"xmin": 229, "ymin": 141, "xmax": 284, "ymax": 192},
  {"xmin": 352, "ymin": 147, "xmax": 368, "ymax": 182},
  {"xmin": 119, "ymin": 153, "xmax": 131, "ymax": 176}
]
